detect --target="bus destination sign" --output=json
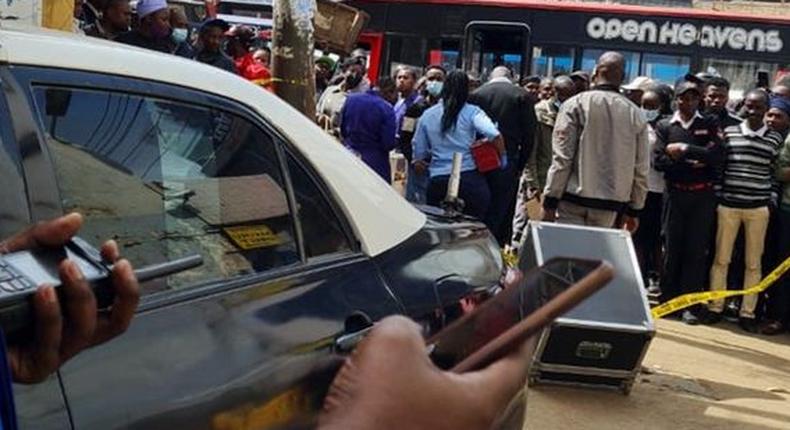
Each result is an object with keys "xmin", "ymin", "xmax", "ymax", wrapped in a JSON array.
[{"xmin": 586, "ymin": 17, "xmax": 783, "ymax": 53}]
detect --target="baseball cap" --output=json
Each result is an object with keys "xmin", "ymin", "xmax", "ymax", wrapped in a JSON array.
[
  {"xmin": 622, "ymin": 76, "xmax": 653, "ymax": 92},
  {"xmin": 136, "ymin": 0, "xmax": 168, "ymax": 19},
  {"xmin": 675, "ymin": 80, "xmax": 702, "ymax": 97},
  {"xmin": 570, "ymin": 71, "xmax": 590, "ymax": 83},
  {"xmin": 200, "ymin": 18, "xmax": 230, "ymax": 33}
]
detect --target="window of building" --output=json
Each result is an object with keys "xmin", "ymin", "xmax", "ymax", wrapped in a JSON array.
[
  {"xmin": 531, "ymin": 46, "xmax": 574, "ymax": 77},
  {"xmin": 580, "ymin": 48, "xmax": 640, "ymax": 82},
  {"xmin": 641, "ymin": 53, "xmax": 690, "ymax": 85},
  {"xmin": 701, "ymin": 58, "xmax": 790, "ymax": 96},
  {"xmin": 32, "ymin": 86, "xmax": 300, "ymax": 294}
]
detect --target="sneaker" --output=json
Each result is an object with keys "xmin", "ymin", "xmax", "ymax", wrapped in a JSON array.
[
  {"xmin": 738, "ymin": 317, "xmax": 759, "ymax": 334},
  {"xmin": 700, "ymin": 310, "xmax": 722, "ymax": 325},
  {"xmin": 682, "ymin": 310, "xmax": 699, "ymax": 325}
]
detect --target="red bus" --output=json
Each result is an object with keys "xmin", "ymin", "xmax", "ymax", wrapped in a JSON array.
[{"xmin": 348, "ymin": 0, "xmax": 790, "ymax": 94}]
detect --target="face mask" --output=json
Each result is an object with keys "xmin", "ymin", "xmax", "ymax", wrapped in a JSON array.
[
  {"xmin": 426, "ymin": 80, "xmax": 443, "ymax": 97},
  {"xmin": 642, "ymin": 108, "xmax": 660, "ymax": 122},
  {"xmin": 172, "ymin": 28, "xmax": 188, "ymax": 44},
  {"xmin": 345, "ymin": 73, "xmax": 363, "ymax": 89}
]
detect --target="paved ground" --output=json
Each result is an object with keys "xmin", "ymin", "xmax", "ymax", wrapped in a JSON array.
[{"xmin": 524, "ymin": 319, "xmax": 790, "ymax": 429}]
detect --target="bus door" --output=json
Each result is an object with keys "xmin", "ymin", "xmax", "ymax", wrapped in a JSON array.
[{"xmin": 463, "ymin": 21, "xmax": 531, "ymax": 82}]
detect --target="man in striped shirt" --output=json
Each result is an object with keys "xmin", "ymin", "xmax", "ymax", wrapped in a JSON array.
[{"xmin": 706, "ymin": 89, "xmax": 783, "ymax": 332}]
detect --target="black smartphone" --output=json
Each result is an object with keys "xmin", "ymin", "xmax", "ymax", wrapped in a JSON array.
[
  {"xmin": 426, "ymin": 257, "xmax": 613, "ymax": 373},
  {"xmin": 757, "ymin": 70, "xmax": 770, "ymax": 90},
  {"xmin": 0, "ymin": 237, "xmax": 202, "ymax": 342}
]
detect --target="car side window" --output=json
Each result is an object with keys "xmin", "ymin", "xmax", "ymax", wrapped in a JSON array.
[
  {"xmin": 285, "ymin": 153, "xmax": 353, "ymax": 258},
  {"xmin": 31, "ymin": 86, "xmax": 299, "ymax": 293}
]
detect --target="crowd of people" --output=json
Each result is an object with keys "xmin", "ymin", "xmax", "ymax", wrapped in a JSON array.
[
  {"xmin": 326, "ymin": 50, "xmax": 790, "ymax": 337},
  {"xmin": 70, "ymin": 0, "xmax": 790, "ymax": 337},
  {"xmin": 74, "ymin": 0, "xmax": 274, "ymax": 88}
]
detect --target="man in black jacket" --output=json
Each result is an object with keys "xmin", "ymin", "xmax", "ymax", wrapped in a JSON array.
[
  {"xmin": 654, "ymin": 81, "xmax": 725, "ymax": 325},
  {"xmin": 469, "ymin": 66, "xmax": 536, "ymax": 245}
]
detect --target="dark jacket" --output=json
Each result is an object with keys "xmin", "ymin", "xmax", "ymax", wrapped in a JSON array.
[
  {"xmin": 469, "ymin": 80, "xmax": 536, "ymax": 171},
  {"xmin": 654, "ymin": 112, "xmax": 725, "ymax": 186},
  {"xmin": 194, "ymin": 50, "xmax": 238, "ymax": 75},
  {"xmin": 115, "ymin": 31, "xmax": 173, "ymax": 54}
]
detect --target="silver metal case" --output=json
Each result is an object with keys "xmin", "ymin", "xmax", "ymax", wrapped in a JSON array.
[{"xmin": 521, "ymin": 222, "xmax": 655, "ymax": 395}]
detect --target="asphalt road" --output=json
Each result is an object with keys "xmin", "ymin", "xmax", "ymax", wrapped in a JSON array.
[{"xmin": 523, "ymin": 319, "xmax": 790, "ymax": 429}]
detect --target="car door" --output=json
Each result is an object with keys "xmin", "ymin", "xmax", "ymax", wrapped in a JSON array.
[
  {"xmin": 9, "ymin": 65, "xmax": 402, "ymax": 430},
  {"xmin": 0, "ymin": 68, "xmax": 73, "ymax": 430}
]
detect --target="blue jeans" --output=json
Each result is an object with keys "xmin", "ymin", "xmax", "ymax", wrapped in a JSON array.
[
  {"xmin": 427, "ymin": 170, "xmax": 491, "ymax": 223},
  {"xmin": 405, "ymin": 165, "xmax": 428, "ymax": 205}
]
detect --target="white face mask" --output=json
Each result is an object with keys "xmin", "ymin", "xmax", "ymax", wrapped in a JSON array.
[
  {"xmin": 642, "ymin": 108, "xmax": 660, "ymax": 122},
  {"xmin": 172, "ymin": 28, "xmax": 189, "ymax": 44},
  {"xmin": 426, "ymin": 80, "xmax": 443, "ymax": 97}
]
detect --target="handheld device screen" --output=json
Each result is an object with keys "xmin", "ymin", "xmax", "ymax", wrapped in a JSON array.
[{"xmin": 426, "ymin": 258, "xmax": 602, "ymax": 370}]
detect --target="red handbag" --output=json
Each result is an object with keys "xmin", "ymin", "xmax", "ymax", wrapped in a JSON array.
[{"xmin": 470, "ymin": 140, "xmax": 501, "ymax": 173}]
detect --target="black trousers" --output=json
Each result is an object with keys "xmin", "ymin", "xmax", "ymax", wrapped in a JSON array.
[
  {"xmin": 634, "ymin": 191, "xmax": 663, "ymax": 282},
  {"xmin": 484, "ymin": 163, "xmax": 519, "ymax": 246},
  {"xmin": 661, "ymin": 189, "xmax": 717, "ymax": 302},
  {"xmin": 427, "ymin": 170, "xmax": 491, "ymax": 223},
  {"xmin": 765, "ymin": 208, "xmax": 790, "ymax": 324}
]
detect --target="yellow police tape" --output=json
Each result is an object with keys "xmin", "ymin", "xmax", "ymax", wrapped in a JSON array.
[{"xmin": 651, "ymin": 255, "xmax": 790, "ymax": 319}]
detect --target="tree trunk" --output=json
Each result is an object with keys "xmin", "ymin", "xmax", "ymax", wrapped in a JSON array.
[{"xmin": 272, "ymin": 0, "xmax": 317, "ymax": 119}]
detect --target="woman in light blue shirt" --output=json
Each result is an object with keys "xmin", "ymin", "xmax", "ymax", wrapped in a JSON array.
[{"xmin": 412, "ymin": 71, "xmax": 503, "ymax": 221}]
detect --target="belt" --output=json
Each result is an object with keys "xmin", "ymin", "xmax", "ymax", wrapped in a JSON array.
[{"xmin": 670, "ymin": 182, "xmax": 713, "ymax": 192}]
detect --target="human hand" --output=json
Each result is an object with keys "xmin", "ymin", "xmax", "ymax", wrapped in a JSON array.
[
  {"xmin": 665, "ymin": 143, "xmax": 688, "ymax": 160},
  {"xmin": 2, "ymin": 213, "xmax": 140, "ymax": 383},
  {"xmin": 318, "ymin": 315, "xmax": 533, "ymax": 430},
  {"xmin": 688, "ymin": 160, "xmax": 706, "ymax": 169},
  {"xmin": 621, "ymin": 215, "xmax": 639, "ymax": 234},
  {"xmin": 541, "ymin": 207, "xmax": 557, "ymax": 222},
  {"xmin": 413, "ymin": 159, "xmax": 429, "ymax": 175}
]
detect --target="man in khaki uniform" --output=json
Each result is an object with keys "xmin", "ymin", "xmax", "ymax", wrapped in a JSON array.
[{"xmin": 510, "ymin": 75, "xmax": 577, "ymax": 249}]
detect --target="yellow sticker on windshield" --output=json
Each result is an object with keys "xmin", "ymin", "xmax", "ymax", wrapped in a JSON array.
[{"xmin": 224, "ymin": 225, "xmax": 282, "ymax": 250}]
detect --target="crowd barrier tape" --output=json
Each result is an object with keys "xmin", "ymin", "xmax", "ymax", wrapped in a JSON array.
[{"xmin": 650, "ymin": 255, "xmax": 790, "ymax": 319}]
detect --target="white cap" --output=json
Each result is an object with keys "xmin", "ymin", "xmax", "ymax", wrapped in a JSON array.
[
  {"xmin": 136, "ymin": 0, "xmax": 168, "ymax": 19},
  {"xmin": 622, "ymin": 76, "xmax": 653, "ymax": 92}
]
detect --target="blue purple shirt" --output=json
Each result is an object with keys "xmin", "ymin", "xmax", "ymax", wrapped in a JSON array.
[{"xmin": 340, "ymin": 90, "xmax": 397, "ymax": 181}]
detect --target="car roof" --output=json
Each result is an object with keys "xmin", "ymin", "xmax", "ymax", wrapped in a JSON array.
[{"xmin": 0, "ymin": 24, "xmax": 426, "ymax": 257}]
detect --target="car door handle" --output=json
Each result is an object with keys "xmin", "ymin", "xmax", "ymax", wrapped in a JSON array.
[{"xmin": 334, "ymin": 326, "xmax": 374, "ymax": 353}]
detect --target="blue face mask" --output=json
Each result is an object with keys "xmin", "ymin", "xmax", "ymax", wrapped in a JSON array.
[
  {"xmin": 426, "ymin": 80, "xmax": 443, "ymax": 97},
  {"xmin": 172, "ymin": 28, "xmax": 189, "ymax": 44},
  {"xmin": 642, "ymin": 108, "xmax": 660, "ymax": 122}
]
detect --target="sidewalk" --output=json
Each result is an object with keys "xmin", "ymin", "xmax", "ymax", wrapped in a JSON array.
[{"xmin": 524, "ymin": 319, "xmax": 790, "ymax": 429}]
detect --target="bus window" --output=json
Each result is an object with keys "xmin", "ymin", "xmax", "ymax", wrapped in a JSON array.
[
  {"xmin": 701, "ymin": 58, "xmax": 790, "ymax": 95},
  {"xmin": 387, "ymin": 35, "xmax": 427, "ymax": 77},
  {"xmin": 642, "ymin": 53, "xmax": 690, "ymax": 85},
  {"xmin": 532, "ymin": 46, "xmax": 574, "ymax": 77},
  {"xmin": 580, "ymin": 48, "xmax": 639, "ymax": 82},
  {"xmin": 463, "ymin": 22, "xmax": 530, "ymax": 82},
  {"xmin": 427, "ymin": 39, "xmax": 460, "ymax": 71}
]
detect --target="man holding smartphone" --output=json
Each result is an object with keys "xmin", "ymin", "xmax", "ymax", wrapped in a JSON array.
[
  {"xmin": 0, "ymin": 215, "xmax": 534, "ymax": 430},
  {"xmin": 0, "ymin": 213, "xmax": 140, "ymax": 384}
]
